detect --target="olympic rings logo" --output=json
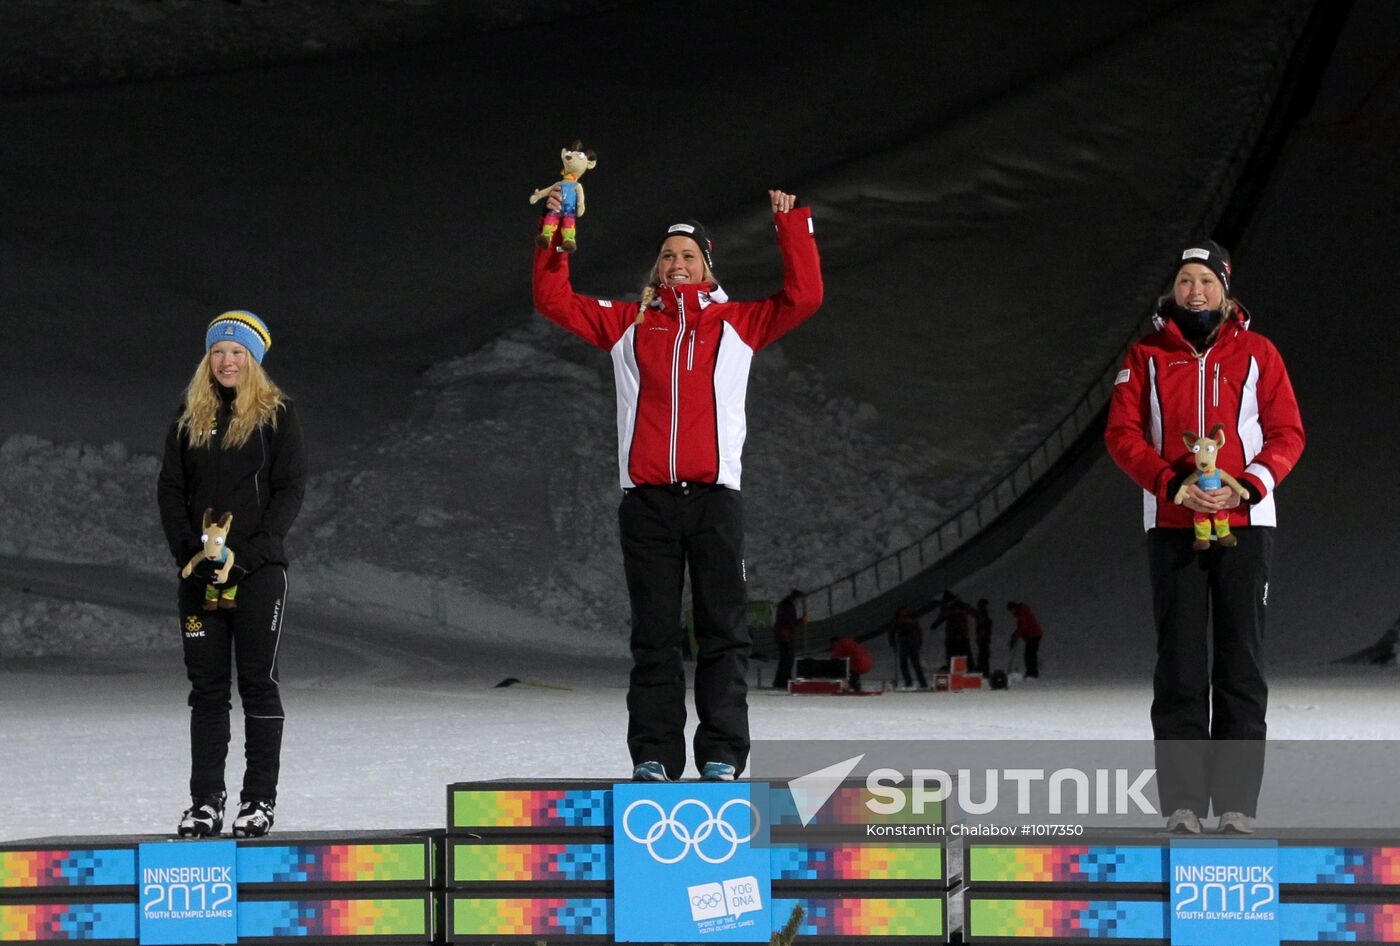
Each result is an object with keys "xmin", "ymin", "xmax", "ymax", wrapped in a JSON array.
[
  {"xmin": 621, "ymin": 798, "xmax": 761, "ymax": 864},
  {"xmin": 691, "ymin": 893, "xmax": 724, "ymax": 908}
]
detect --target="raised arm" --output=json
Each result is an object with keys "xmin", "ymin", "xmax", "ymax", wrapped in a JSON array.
[
  {"xmin": 532, "ymin": 185, "xmax": 635, "ymax": 350},
  {"xmin": 725, "ymin": 191, "xmax": 824, "ymax": 350}
]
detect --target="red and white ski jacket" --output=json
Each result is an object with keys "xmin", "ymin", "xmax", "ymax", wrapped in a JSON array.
[
  {"xmin": 1105, "ymin": 303, "xmax": 1304, "ymax": 530},
  {"xmin": 533, "ymin": 208, "xmax": 823, "ymax": 490}
]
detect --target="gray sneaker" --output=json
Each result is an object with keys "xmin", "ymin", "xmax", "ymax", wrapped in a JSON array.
[
  {"xmin": 700, "ymin": 761, "xmax": 737, "ymax": 782},
  {"xmin": 1216, "ymin": 811, "xmax": 1256, "ymax": 834},
  {"xmin": 1165, "ymin": 808, "xmax": 1202, "ymax": 834},
  {"xmin": 632, "ymin": 761, "xmax": 670, "ymax": 782}
]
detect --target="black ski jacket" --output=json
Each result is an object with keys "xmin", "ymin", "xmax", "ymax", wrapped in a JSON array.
[{"xmin": 157, "ymin": 388, "xmax": 307, "ymax": 575}]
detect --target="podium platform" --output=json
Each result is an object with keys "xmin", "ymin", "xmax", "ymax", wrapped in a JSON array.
[
  {"xmin": 7, "ymin": 789, "xmax": 1396, "ymax": 943},
  {"xmin": 444, "ymin": 779, "xmax": 961, "ymax": 944},
  {"xmin": 962, "ymin": 828, "xmax": 1400, "ymax": 944},
  {"xmin": 1, "ymin": 831, "xmax": 442, "ymax": 944}
]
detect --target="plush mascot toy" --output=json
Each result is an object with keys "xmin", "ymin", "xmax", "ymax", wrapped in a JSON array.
[
  {"xmin": 530, "ymin": 140, "xmax": 597, "ymax": 252},
  {"xmin": 181, "ymin": 508, "xmax": 238, "ymax": 610},
  {"xmin": 1173, "ymin": 425, "xmax": 1250, "ymax": 550}
]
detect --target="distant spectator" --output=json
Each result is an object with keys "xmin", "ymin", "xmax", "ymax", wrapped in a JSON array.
[
  {"xmin": 1007, "ymin": 600, "xmax": 1044, "ymax": 678},
  {"xmin": 929, "ymin": 591, "xmax": 974, "ymax": 669},
  {"xmin": 830, "ymin": 635, "xmax": 874, "ymax": 692},
  {"xmin": 974, "ymin": 598, "xmax": 994, "ymax": 675},
  {"xmin": 770, "ymin": 589, "xmax": 804, "ymax": 689},
  {"xmin": 888, "ymin": 607, "xmax": 929, "ymax": 690}
]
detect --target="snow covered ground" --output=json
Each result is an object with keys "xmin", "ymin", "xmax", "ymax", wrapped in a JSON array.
[
  {"xmin": 2, "ymin": 626, "xmax": 1396, "ymax": 840},
  {"xmin": 4, "ymin": 0, "xmax": 1400, "ymax": 842}
]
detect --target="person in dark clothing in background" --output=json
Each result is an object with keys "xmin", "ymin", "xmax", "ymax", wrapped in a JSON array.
[
  {"xmin": 158, "ymin": 311, "xmax": 306, "ymax": 839},
  {"xmin": 930, "ymin": 591, "xmax": 974, "ymax": 669},
  {"xmin": 1007, "ymin": 600, "xmax": 1044, "ymax": 679},
  {"xmin": 974, "ymin": 598, "xmax": 994, "ymax": 675},
  {"xmin": 830, "ymin": 635, "xmax": 874, "ymax": 692},
  {"xmin": 888, "ymin": 607, "xmax": 929, "ymax": 690},
  {"xmin": 771, "ymin": 589, "xmax": 804, "ymax": 689}
]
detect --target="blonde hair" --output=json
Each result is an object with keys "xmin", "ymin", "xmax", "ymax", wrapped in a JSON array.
[
  {"xmin": 178, "ymin": 354, "xmax": 286, "ymax": 449},
  {"xmin": 634, "ymin": 245, "xmax": 717, "ymax": 326}
]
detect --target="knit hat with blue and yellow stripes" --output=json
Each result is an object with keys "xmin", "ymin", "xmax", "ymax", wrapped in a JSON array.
[{"xmin": 205, "ymin": 311, "xmax": 271, "ymax": 364}]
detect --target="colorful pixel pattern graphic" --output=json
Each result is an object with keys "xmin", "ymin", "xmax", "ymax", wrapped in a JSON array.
[
  {"xmin": 969, "ymin": 898, "xmax": 1168, "ymax": 939},
  {"xmin": 0, "ymin": 902, "xmax": 137, "ymax": 941},
  {"xmin": 769, "ymin": 897, "xmax": 942, "ymax": 938},
  {"xmin": 1281, "ymin": 902, "xmax": 1400, "ymax": 941},
  {"xmin": 771, "ymin": 845, "xmax": 942, "ymax": 882},
  {"xmin": 967, "ymin": 844, "xmax": 1400, "ymax": 887},
  {"xmin": 1281, "ymin": 847, "xmax": 1400, "ymax": 885},
  {"xmin": 237, "ymin": 842, "xmax": 427, "ymax": 885},
  {"xmin": 970, "ymin": 846, "xmax": 1164, "ymax": 884},
  {"xmin": 237, "ymin": 897, "xmax": 427, "ymax": 939},
  {"xmin": 452, "ymin": 842, "xmax": 611, "ymax": 883},
  {"xmin": 0, "ymin": 849, "xmax": 135, "ymax": 890},
  {"xmin": 452, "ymin": 896, "xmax": 612, "ymax": 937},
  {"xmin": 451, "ymin": 788, "xmax": 611, "ymax": 830}
]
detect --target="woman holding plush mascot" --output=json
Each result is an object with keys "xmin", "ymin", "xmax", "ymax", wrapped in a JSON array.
[
  {"xmin": 158, "ymin": 311, "xmax": 306, "ymax": 837},
  {"xmin": 534, "ymin": 186, "xmax": 823, "ymax": 782},
  {"xmin": 1106, "ymin": 242, "xmax": 1304, "ymax": 835}
]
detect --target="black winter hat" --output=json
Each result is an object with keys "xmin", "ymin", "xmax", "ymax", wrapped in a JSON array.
[
  {"xmin": 661, "ymin": 219, "xmax": 715, "ymax": 273},
  {"xmin": 1174, "ymin": 239, "xmax": 1232, "ymax": 294}
]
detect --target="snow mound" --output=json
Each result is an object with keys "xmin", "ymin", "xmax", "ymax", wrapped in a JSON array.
[
  {"xmin": 301, "ymin": 318, "xmax": 968, "ymax": 636},
  {"xmin": 0, "ymin": 589, "xmax": 171, "ymax": 658},
  {"xmin": 1, "ymin": 323, "xmax": 970, "ymax": 646},
  {"xmin": 0, "ymin": 435, "xmax": 167, "ymax": 570}
]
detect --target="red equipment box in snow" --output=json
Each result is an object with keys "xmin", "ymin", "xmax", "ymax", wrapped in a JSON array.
[
  {"xmin": 951, "ymin": 672, "xmax": 984, "ymax": 691},
  {"xmin": 790, "ymin": 656, "xmax": 849, "ymax": 694},
  {"xmin": 789, "ymin": 679, "xmax": 846, "ymax": 695},
  {"xmin": 794, "ymin": 656, "xmax": 848, "ymax": 679},
  {"xmin": 933, "ymin": 673, "xmax": 951, "ymax": 691},
  {"xmin": 950, "ymin": 656, "xmax": 969, "ymax": 674}
]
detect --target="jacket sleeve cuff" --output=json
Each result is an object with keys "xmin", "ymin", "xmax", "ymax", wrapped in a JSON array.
[
  {"xmin": 775, "ymin": 206, "xmax": 814, "ymax": 234},
  {"xmin": 1164, "ymin": 474, "xmax": 1187, "ymax": 504},
  {"xmin": 1154, "ymin": 467, "xmax": 1181, "ymax": 503},
  {"xmin": 1238, "ymin": 472, "xmax": 1268, "ymax": 506}
]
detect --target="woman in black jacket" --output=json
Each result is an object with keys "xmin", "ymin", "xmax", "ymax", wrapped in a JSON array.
[{"xmin": 157, "ymin": 311, "xmax": 306, "ymax": 838}]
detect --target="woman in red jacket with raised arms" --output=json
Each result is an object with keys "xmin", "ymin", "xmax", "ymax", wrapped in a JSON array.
[
  {"xmin": 534, "ymin": 188, "xmax": 823, "ymax": 782},
  {"xmin": 1106, "ymin": 240, "xmax": 1303, "ymax": 835}
]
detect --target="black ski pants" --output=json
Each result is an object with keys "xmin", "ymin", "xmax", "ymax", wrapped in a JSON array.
[
  {"xmin": 898, "ymin": 642, "xmax": 929, "ymax": 689},
  {"xmin": 179, "ymin": 565, "xmax": 288, "ymax": 803},
  {"xmin": 619, "ymin": 484, "xmax": 749, "ymax": 780},
  {"xmin": 1148, "ymin": 527, "xmax": 1272, "ymax": 818},
  {"xmin": 1022, "ymin": 637, "xmax": 1041, "ymax": 678}
]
